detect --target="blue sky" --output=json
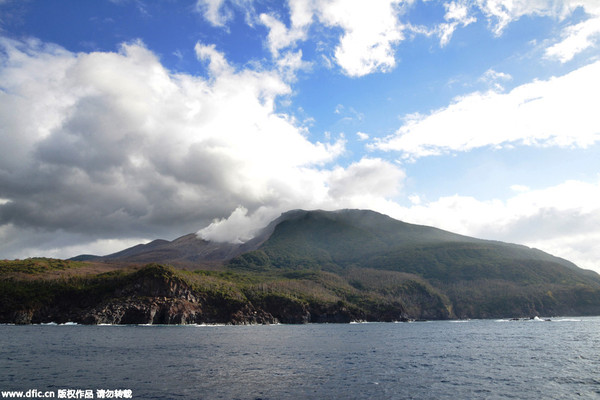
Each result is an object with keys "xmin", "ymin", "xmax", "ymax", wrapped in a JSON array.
[{"xmin": 1, "ymin": 0, "xmax": 599, "ymax": 272}]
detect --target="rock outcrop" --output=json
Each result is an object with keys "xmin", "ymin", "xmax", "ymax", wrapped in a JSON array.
[{"xmin": 12, "ymin": 265, "xmax": 275, "ymax": 325}]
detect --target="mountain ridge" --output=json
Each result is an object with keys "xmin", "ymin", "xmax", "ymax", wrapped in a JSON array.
[
  {"xmin": 72, "ymin": 208, "xmax": 590, "ymax": 276},
  {"xmin": 41, "ymin": 208, "xmax": 600, "ymax": 322}
]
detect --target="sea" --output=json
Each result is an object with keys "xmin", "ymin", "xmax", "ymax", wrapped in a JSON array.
[{"xmin": 1, "ymin": 318, "xmax": 599, "ymax": 400}]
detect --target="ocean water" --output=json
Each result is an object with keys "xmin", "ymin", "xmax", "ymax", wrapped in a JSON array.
[{"xmin": 1, "ymin": 318, "xmax": 600, "ymax": 399}]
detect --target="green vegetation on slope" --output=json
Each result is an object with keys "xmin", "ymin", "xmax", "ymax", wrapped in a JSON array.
[
  {"xmin": 226, "ymin": 210, "xmax": 600, "ymax": 318},
  {"xmin": 0, "ymin": 263, "xmax": 451, "ymax": 323},
  {"xmin": 0, "ymin": 258, "xmax": 87, "ymax": 274},
  {"xmin": 0, "ymin": 267, "xmax": 132, "ymax": 316}
]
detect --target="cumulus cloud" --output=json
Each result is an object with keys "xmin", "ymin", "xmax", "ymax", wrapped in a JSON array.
[
  {"xmin": 254, "ymin": 1, "xmax": 316, "ymax": 79},
  {"xmin": 372, "ymin": 60, "xmax": 600, "ymax": 159},
  {"xmin": 395, "ymin": 179, "xmax": 600, "ymax": 272},
  {"xmin": 259, "ymin": 10, "xmax": 310, "ymax": 58},
  {"xmin": 327, "ymin": 157, "xmax": 405, "ymax": 199},
  {"xmin": 315, "ymin": 0, "xmax": 405, "ymax": 77},
  {"xmin": 0, "ymin": 37, "xmax": 406, "ymax": 257},
  {"xmin": 257, "ymin": 0, "xmax": 406, "ymax": 77},
  {"xmin": 196, "ymin": 157, "xmax": 406, "ymax": 242}
]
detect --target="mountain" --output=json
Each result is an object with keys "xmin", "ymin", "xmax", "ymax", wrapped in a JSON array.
[
  {"xmin": 239, "ymin": 209, "xmax": 581, "ymax": 272},
  {"xmin": 82, "ymin": 234, "xmax": 255, "ymax": 267},
  {"xmin": 249, "ymin": 209, "xmax": 593, "ymax": 282},
  {"xmin": 87, "ymin": 208, "xmax": 587, "ymax": 279},
  {"xmin": 223, "ymin": 209, "xmax": 600, "ymax": 318},
  {"xmin": 14, "ymin": 209, "xmax": 600, "ymax": 322},
  {"xmin": 79, "ymin": 213, "xmax": 285, "ymax": 267}
]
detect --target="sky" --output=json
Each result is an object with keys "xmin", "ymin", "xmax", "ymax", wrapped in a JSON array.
[{"xmin": 0, "ymin": 0, "xmax": 599, "ymax": 272}]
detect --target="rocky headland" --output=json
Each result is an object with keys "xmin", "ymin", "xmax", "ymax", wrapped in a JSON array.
[{"xmin": 2, "ymin": 264, "xmax": 422, "ymax": 325}]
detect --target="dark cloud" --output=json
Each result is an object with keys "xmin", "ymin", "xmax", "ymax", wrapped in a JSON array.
[{"xmin": 0, "ymin": 37, "xmax": 403, "ymax": 257}]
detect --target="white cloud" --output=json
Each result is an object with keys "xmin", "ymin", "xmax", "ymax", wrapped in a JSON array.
[
  {"xmin": 255, "ymin": 1, "xmax": 316, "ymax": 80},
  {"xmin": 276, "ymin": 50, "xmax": 312, "ymax": 81},
  {"xmin": 257, "ymin": 0, "xmax": 407, "ymax": 77},
  {"xmin": 408, "ymin": 194, "xmax": 421, "ymax": 205},
  {"xmin": 198, "ymin": 0, "xmax": 600, "ymax": 80},
  {"xmin": 0, "ymin": 222, "xmax": 151, "ymax": 260},
  {"xmin": 259, "ymin": 10, "xmax": 310, "ymax": 58},
  {"xmin": 479, "ymin": 68, "xmax": 512, "ymax": 90},
  {"xmin": 262, "ymin": 0, "xmax": 317, "ymax": 54},
  {"xmin": 195, "ymin": 0, "xmax": 255, "ymax": 27},
  {"xmin": 438, "ymin": 1, "xmax": 477, "ymax": 46},
  {"xmin": 394, "ymin": 179, "xmax": 600, "ymax": 273},
  {"xmin": 476, "ymin": 0, "xmax": 600, "ymax": 61},
  {"xmin": 526, "ymin": 232, "xmax": 600, "ymax": 273},
  {"xmin": 510, "ymin": 184, "xmax": 530, "ymax": 193},
  {"xmin": 197, "ymin": 205, "xmax": 274, "ymax": 243},
  {"xmin": 545, "ymin": 15, "xmax": 600, "ymax": 62},
  {"xmin": 0, "ymin": 37, "xmax": 408, "ymax": 256},
  {"xmin": 402, "ymin": 1, "xmax": 477, "ymax": 48},
  {"xmin": 445, "ymin": 1, "xmax": 475, "ymax": 23},
  {"xmin": 45, "ymin": 237, "xmax": 154, "ymax": 260},
  {"xmin": 327, "ymin": 157, "xmax": 405, "ymax": 199},
  {"xmin": 356, "ymin": 131, "xmax": 369, "ymax": 141},
  {"xmin": 197, "ymin": 156, "xmax": 407, "ymax": 243},
  {"xmin": 195, "ymin": 42, "xmax": 234, "ymax": 76},
  {"xmin": 196, "ymin": 0, "xmax": 230, "ymax": 26},
  {"xmin": 476, "ymin": 0, "xmax": 560, "ymax": 36},
  {"xmin": 316, "ymin": 0, "xmax": 405, "ymax": 77},
  {"xmin": 372, "ymin": 60, "xmax": 600, "ymax": 159}
]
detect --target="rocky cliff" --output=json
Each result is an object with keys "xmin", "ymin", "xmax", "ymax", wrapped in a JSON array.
[{"xmin": 2, "ymin": 264, "xmax": 420, "ymax": 325}]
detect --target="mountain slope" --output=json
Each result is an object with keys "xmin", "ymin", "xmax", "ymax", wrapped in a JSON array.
[
  {"xmin": 67, "ymin": 209, "xmax": 600, "ymax": 320},
  {"xmin": 236, "ymin": 209, "xmax": 582, "ymax": 275},
  {"xmin": 227, "ymin": 209, "xmax": 600, "ymax": 318},
  {"xmin": 87, "ymin": 234, "xmax": 254, "ymax": 267}
]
